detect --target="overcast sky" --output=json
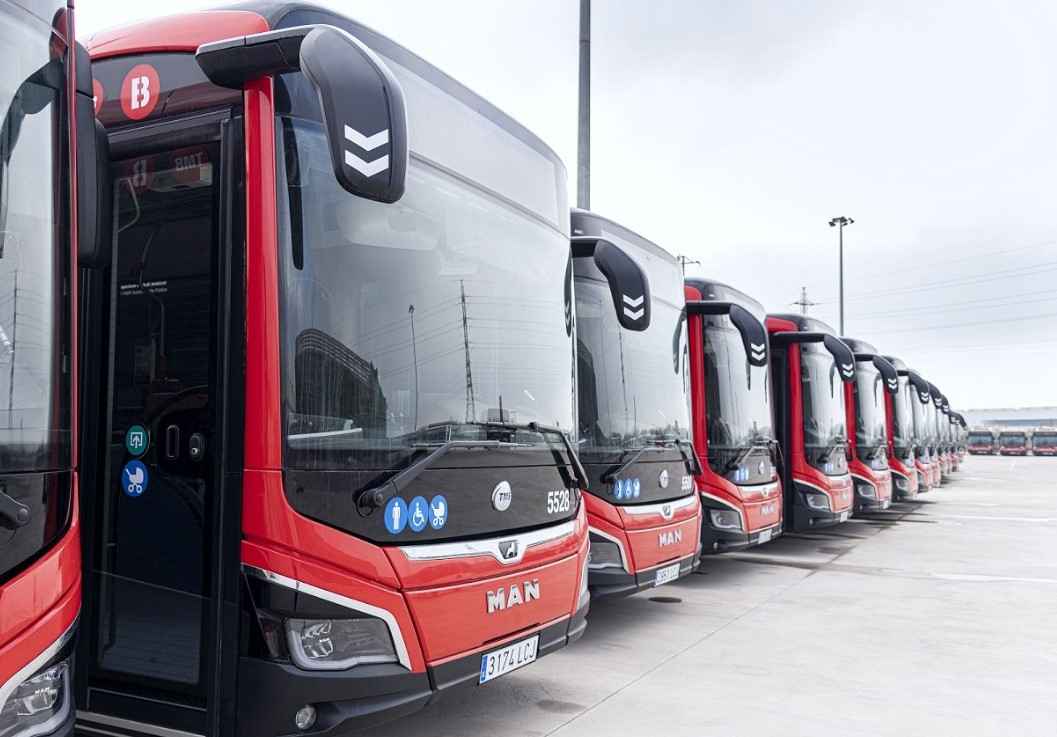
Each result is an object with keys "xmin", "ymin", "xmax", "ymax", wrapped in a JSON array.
[{"xmin": 80, "ymin": 0, "xmax": 1057, "ymax": 411}]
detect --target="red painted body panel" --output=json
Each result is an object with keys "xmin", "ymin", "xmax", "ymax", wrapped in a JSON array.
[
  {"xmin": 0, "ymin": 494, "xmax": 80, "ymax": 688},
  {"xmin": 767, "ymin": 316, "xmax": 853, "ymax": 513},
  {"xmin": 621, "ymin": 514, "xmax": 701, "ymax": 571},
  {"xmin": 87, "ymin": 11, "xmax": 270, "ymax": 59},
  {"xmin": 403, "ymin": 546, "xmax": 583, "ymax": 664},
  {"xmin": 582, "ymin": 488, "xmax": 700, "ymax": 574},
  {"xmin": 685, "ymin": 284, "xmax": 783, "ymax": 537}
]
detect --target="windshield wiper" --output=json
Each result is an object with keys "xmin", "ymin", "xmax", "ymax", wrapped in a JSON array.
[
  {"xmin": 816, "ymin": 436, "xmax": 847, "ymax": 465},
  {"xmin": 603, "ymin": 439, "xmax": 702, "ymax": 483},
  {"xmin": 357, "ymin": 422, "xmax": 587, "ymax": 515}
]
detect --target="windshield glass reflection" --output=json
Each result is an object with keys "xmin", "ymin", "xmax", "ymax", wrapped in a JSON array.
[{"xmin": 800, "ymin": 345, "xmax": 846, "ymax": 448}]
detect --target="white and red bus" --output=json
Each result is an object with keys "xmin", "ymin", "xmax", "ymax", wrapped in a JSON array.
[
  {"xmin": 838, "ymin": 338, "xmax": 896, "ymax": 513},
  {"xmin": 685, "ymin": 279, "xmax": 781, "ymax": 552},
  {"xmin": 570, "ymin": 211, "xmax": 702, "ymax": 597},
  {"xmin": 76, "ymin": 4, "xmax": 589, "ymax": 734},
  {"xmin": 0, "ymin": 1, "xmax": 106, "ymax": 735},
  {"xmin": 766, "ymin": 314, "xmax": 856, "ymax": 529}
]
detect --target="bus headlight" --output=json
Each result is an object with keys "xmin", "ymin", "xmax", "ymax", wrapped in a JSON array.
[
  {"xmin": 856, "ymin": 483, "xmax": 877, "ymax": 499},
  {"xmin": 708, "ymin": 509, "xmax": 742, "ymax": 531},
  {"xmin": 894, "ymin": 476, "xmax": 909, "ymax": 492},
  {"xmin": 0, "ymin": 658, "xmax": 70, "ymax": 737},
  {"xmin": 285, "ymin": 617, "xmax": 398, "ymax": 670},
  {"xmin": 588, "ymin": 541, "xmax": 624, "ymax": 570},
  {"xmin": 803, "ymin": 492, "xmax": 830, "ymax": 510}
]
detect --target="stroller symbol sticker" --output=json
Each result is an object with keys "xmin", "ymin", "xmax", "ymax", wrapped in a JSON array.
[
  {"xmin": 122, "ymin": 460, "xmax": 148, "ymax": 497},
  {"xmin": 428, "ymin": 495, "xmax": 448, "ymax": 530}
]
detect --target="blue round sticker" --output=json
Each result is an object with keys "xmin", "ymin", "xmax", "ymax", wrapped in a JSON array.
[
  {"xmin": 614, "ymin": 480, "xmax": 624, "ymax": 500},
  {"xmin": 408, "ymin": 496, "xmax": 429, "ymax": 532},
  {"xmin": 384, "ymin": 498, "xmax": 408, "ymax": 534},
  {"xmin": 633, "ymin": 478, "xmax": 641, "ymax": 498},
  {"xmin": 121, "ymin": 460, "xmax": 148, "ymax": 497},
  {"xmin": 428, "ymin": 495, "xmax": 448, "ymax": 530}
]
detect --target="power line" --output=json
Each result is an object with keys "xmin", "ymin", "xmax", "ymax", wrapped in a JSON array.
[
  {"xmin": 828, "ymin": 262, "xmax": 1057, "ymax": 303},
  {"xmin": 799, "ymin": 237, "xmax": 1057, "ymax": 292},
  {"xmin": 868, "ymin": 310, "xmax": 1057, "ymax": 335},
  {"xmin": 847, "ymin": 291, "xmax": 1057, "ymax": 320}
]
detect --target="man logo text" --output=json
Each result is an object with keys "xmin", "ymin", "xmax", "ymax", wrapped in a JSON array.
[
  {"xmin": 487, "ymin": 580, "xmax": 540, "ymax": 613},
  {"xmin": 658, "ymin": 529, "xmax": 682, "ymax": 547}
]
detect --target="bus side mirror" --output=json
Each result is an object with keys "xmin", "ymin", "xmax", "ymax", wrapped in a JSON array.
[
  {"xmin": 75, "ymin": 45, "xmax": 112, "ymax": 268},
  {"xmin": 728, "ymin": 305, "xmax": 768, "ymax": 367},
  {"xmin": 197, "ymin": 25, "xmax": 408, "ymax": 204},
  {"xmin": 870, "ymin": 355, "xmax": 899, "ymax": 395},
  {"xmin": 591, "ymin": 239, "xmax": 650, "ymax": 331},
  {"xmin": 822, "ymin": 335, "xmax": 855, "ymax": 383}
]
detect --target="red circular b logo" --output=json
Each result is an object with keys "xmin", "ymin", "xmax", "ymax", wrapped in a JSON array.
[{"xmin": 120, "ymin": 64, "xmax": 161, "ymax": 120}]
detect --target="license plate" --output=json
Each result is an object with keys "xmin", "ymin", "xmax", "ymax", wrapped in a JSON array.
[
  {"xmin": 839, "ymin": 510, "xmax": 850, "ymax": 522},
  {"xmin": 654, "ymin": 562, "xmax": 681, "ymax": 587},
  {"xmin": 758, "ymin": 528, "xmax": 773, "ymax": 544},
  {"xmin": 479, "ymin": 635, "xmax": 539, "ymax": 684}
]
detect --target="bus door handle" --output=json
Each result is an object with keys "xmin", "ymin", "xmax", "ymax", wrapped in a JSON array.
[
  {"xmin": 166, "ymin": 425, "xmax": 180, "ymax": 460},
  {"xmin": 0, "ymin": 487, "xmax": 29, "ymax": 528}
]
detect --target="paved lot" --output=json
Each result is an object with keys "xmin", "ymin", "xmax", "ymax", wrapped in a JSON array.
[{"xmin": 360, "ymin": 455, "xmax": 1057, "ymax": 737}]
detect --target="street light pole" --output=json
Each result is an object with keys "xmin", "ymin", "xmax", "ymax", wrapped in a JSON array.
[{"xmin": 828, "ymin": 216, "xmax": 854, "ymax": 334}]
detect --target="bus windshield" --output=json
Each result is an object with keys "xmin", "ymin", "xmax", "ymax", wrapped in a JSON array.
[
  {"xmin": 853, "ymin": 362, "xmax": 886, "ymax": 460},
  {"xmin": 575, "ymin": 280, "xmax": 690, "ymax": 455},
  {"xmin": 0, "ymin": 7, "xmax": 69, "ymax": 473},
  {"xmin": 703, "ymin": 318, "xmax": 772, "ymax": 451},
  {"xmin": 967, "ymin": 432, "xmax": 992, "ymax": 446},
  {"xmin": 1033, "ymin": 433, "xmax": 1057, "ymax": 448},
  {"xmin": 275, "ymin": 63, "xmax": 573, "ymax": 474},
  {"xmin": 800, "ymin": 344, "xmax": 846, "ymax": 449},
  {"xmin": 1000, "ymin": 433, "xmax": 1026, "ymax": 447},
  {"xmin": 892, "ymin": 379, "xmax": 913, "ymax": 450}
]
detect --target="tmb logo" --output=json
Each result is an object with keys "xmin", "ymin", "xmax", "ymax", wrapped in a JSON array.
[
  {"xmin": 121, "ymin": 64, "xmax": 161, "ymax": 121},
  {"xmin": 486, "ymin": 579, "xmax": 540, "ymax": 613}
]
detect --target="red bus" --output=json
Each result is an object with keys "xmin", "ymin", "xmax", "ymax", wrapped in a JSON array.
[
  {"xmin": 998, "ymin": 430, "xmax": 1030, "ymax": 456},
  {"xmin": 838, "ymin": 339, "xmax": 897, "ymax": 512},
  {"xmin": 0, "ymin": 1, "xmax": 105, "ymax": 735},
  {"xmin": 684, "ymin": 279, "xmax": 781, "ymax": 552},
  {"xmin": 766, "ymin": 315, "xmax": 856, "ymax": 529},
  {"xmin": 966, "ymin": 427, "xmax": 997, "ymax": 456},
  {"xmin": 570, "ymin": 211, "xmax": 702, "ymax": 596},
  {"xmin": 928, "ymin": 384, "xmax": 952, "ymax": 482},
  {"xmin": 1031, "ymin": 427, "xmax": 1057, "ymax": 456},
  {"xmin": 879, "ymin": 356, "xmax": 924, "ymax": 500},
  {"xmin": 906, "ymin": 371, "xmax": 940, "ymax": 489},
  {"xmin": 77, "ymin": 4, "xmax": 589, "ymax": 734}
]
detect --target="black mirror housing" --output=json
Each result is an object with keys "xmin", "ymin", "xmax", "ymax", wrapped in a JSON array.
[
  {"xmin": 75, "ymin": 44, "xmax": 112, "ymax": 268},
  {"xmin": 821, "ymin": 335, "xmax": 855, "ymax": 383},
  {"xmin": 869, "ymin": 355, "xmax": 899, "ymax": 395},
  {"xmin": 197, "ymin": 24, "xmax": 408, "ymax": 203},
  {"xmin": 591, "ymin": 239, "xmax": 650, "ymax": 331},
  {"xmin": 685, "ymin": 300, "xmax": 768, "ymax": 367}
]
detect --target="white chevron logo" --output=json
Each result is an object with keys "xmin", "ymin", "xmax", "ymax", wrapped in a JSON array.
[
  {"xmin": 841, "ymin": 363, "xmax": 854, "ymax": 376},
  {"xmin": 345, "ymin": 151, "xmax": 390, "ymax": 177},
  {"xmin": 344, "ymin": 125, "xmax": 389, "ymax": 151},
  {"xmin": 623, "ymin": 306, "xmax": 644, "ymax": 320},
  {"xmin": 750, "ymin": 342, "xmax": 766, "ymax": 361},
  {"xmin": 623, "ymin": 294, "xmax": 644, "ymax": 308}
]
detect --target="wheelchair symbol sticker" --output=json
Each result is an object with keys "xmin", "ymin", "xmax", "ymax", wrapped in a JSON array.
[
  {"xmin": 408, "ymin": 496, "xmax": 428, "ymax": 532},
  {"xmin": 122, "ymin": 460, "xmax": 148, "ymax": 497}
]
